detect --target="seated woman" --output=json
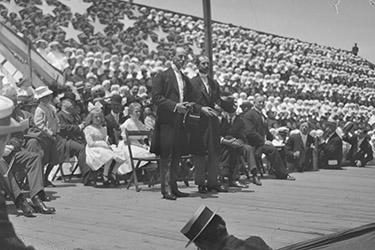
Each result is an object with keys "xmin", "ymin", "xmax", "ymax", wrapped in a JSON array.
[
  {"xmin": 83, "ymin": 103, "xmax": 126, "ymax": 186},
  {"xmin": 117, "ymin": 102, "xmax": 156, "ymax": 175}
]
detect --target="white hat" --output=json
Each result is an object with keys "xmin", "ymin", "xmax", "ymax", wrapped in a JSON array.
[
  {"xmin": 34, "ymin": 86, "xmax": 53, "ymax": 100},
  {"xmin": 0, "ymin": 96, "xmax": 29, "ymax": 135}
]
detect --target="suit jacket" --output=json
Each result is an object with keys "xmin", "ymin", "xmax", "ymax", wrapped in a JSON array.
[
  {"xmin": 319, "ymin": 132, "xmax": 343, "ymax": 168},
  {"xmin": 57, "ymin": 110, "xmax": 84, "ymax": 142},
  {"xmin": 285, "ymin": 131, "xmax": 314, "ymax": 169},
  {"xmin": 105, "ymin": 112, "xmax": 126, "ymax": 145},
  {"xmin": 344, "ymin": 134, "xmax": 373, "ymax": 166},
  {"xmin": 218, "ymin": 235, "xmax": 272, "ymax": 250},
  {"xmin": 242, "ymin": 109, "xmax": 273, "ymax": 147},
  {"xmin": 150, "ymin": 67, "xmax": 192, "ymax": 156},
  {"xmin": 189, "ymin": 74, "xmax": 221, "ymax": 155}
]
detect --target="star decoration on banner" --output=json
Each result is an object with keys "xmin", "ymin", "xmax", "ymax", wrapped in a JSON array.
[
  {"xmin": 153, "ymin": 27, "xmax": 169, "ymax": 41},
  {"xmin": 60, "ymin": 22, "xmax": 82, "ymax": 43},
  {"xmin": 144, "ymin": 36, "xmax": 159, "ymax": 53},
  {"xmin": 89, "ymin": 16, "xmax": 107, "ymax": 35},
  {"xmin": 190, "ymin": 42, "xmax": 203, "ymax": 55},
  {"xmin": 1, "ymin": 0, "xmax": 24, "ymax": 19},
  {"xmin": 36, "ymin": 0, "xmax": 56, "ymax": 17},
  {"xmin": 118, "ymin": 14, "xmax": 136, "ymax": 30},
  {"xmin": 58, "ymin": 0, "xmax": 93, "ymax": 15}
]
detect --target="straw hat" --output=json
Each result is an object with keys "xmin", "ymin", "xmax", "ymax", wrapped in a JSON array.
[
  {"xmin": 0, "ymin": 96, "xmax": 29, "ymax": 135},
  {"xmin": 34, "ymin": 86, "xmax": 53, "ymax": 100}
]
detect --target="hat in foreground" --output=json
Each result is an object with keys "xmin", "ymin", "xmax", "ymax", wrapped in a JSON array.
[
  {"xmin": 180, "ymin": 205, "xmax": 217, "ymax": 247},
  {"xmin": 0, "ymin": 96, "xmax": 29, "ymax": 135}
]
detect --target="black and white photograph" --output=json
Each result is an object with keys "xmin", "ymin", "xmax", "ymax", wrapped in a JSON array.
[{"xmin": 0, "ymin": 0, "xmax": 374, "ymax": 249}]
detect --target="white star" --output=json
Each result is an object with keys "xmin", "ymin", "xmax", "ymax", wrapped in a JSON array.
[
  {"xmin": 1, "ymin": 0, "xmax": 24, "ymax": 19},
  {"xmin": 89, "ymin": 16, "xmax": 107, "ymax": 35},
  {"xmin": 36, "ymin": 0, "xmax": 56, "ymax": 17},
  {"xmin": 118, "ymin": 14, "xmax": 136, "ymax": 30},
  {"xmin": 190, "ymin": 42, "xmax": 203, "ymax": 55},
  {"xmin": 60, "ymin": 22, "xmax": 82, "ymax": 43},
  {"xmin": 58, "ymin": 0, "xmax": 93, "ymax": 15},
  {"xmin": 144, "ymin": 36, "xmax": 159, "ymax": 54},
  {"xmin": 153, "ymin": 27, "xmax": 169, "ymax": 42}
]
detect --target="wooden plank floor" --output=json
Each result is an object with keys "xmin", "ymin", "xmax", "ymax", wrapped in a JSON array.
[{"xmin": 8, "ymin": 165, "xmax": 375, "ymax": 250}]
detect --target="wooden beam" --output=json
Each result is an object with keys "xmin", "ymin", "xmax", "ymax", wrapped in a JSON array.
[{"xmin": 202, "ymin": 0, "xmax": 213, "ymax": 79}]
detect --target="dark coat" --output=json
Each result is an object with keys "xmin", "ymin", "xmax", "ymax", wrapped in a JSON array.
[
  {"xmin": 189, "ymin": 74, "xmax": 222, "ymax": 155},
  {"xmin": 105, "ymin": 113, "xmax": 126, "ymax": 145},
  {"xmin": 57, "ymin": 111, "xmax": 84, "ymax": 143},
  {"xmin": 319, "ymin": 132, "xmax": 343, "ymax": 169},
  {"xmin": 150, "ymin": 67, "xmax": 192, "ymax": 157},
  {"xmin": 218, "ymin": 235, "xmax": 272, "ymax": 250},
  {"xmin": 343, "ymin": 134, "xmax": 373, "ymax": 167},
  {"xmin": 285, "ymin": 132, "xmax": 314, "ymax": 171},
  {"xmin": 242, "ymin": 109, "xmax": 273, "ymax": 147}
]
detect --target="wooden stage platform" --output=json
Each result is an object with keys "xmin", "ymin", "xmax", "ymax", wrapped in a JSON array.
[{"xmin": 8, "ymin": 165, "xmax": 375, "ymax": 250}]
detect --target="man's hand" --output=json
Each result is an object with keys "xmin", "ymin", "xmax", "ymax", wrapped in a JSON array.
[
  {"xmin": 201, "ymin": 106, "xmax": 217, "ymax": 117},
  {"xmin": 79, "ymin": 123, "xmax": 85, "ymax": 130},
  {"xmin": 355, "ymin": 160, "xmax": 362, "ymax": 167},
  {"xmin": 265, "ymin": 140, "xmax": 273, "ymax": 146},
  {"xmin": 3, "ymin": 145, "xmax": 14, "ymax": 157},
  {"xmin": 293, "ymin": 151, "xmax": 300, "ymax": 159},
  {"xmin": 175, "ymin": 102, "xmax": 188, "ymax": 114}
]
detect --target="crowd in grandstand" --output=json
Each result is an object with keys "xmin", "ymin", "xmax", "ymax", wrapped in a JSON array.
[{"xmin": 0, "ymin": 1, "xmax": 374, "ymax": 216}]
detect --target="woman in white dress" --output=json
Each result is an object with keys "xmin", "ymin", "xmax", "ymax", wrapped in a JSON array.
[
  {"xmin": 83, "ymin": 103, "xmax": 126, "ymax": 185},
  {"xmin": 117, "ymin": 102, "xmax": 156, "ymax": 175}
]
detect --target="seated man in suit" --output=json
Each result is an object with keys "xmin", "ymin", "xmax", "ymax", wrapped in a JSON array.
[
  {"xmin": 242, "ymin": 96, "xmax": 295, "ymax": 180},
  {"xmin": 105, "ymin": 94, "xmax": 126, "ymax": 146},
  {"xmin": 285, "ymin": 122, "xmax": 314, "ymax": 172},
  {"xmin": 57, "ymin": 91, "xmax": 91, "ymax": 184},
  {"xmin": 343, "ymin": 126, "xmax": 373, "ymax": 168},
  {"xmin": 1, "ymin": 86, "xmax": 55, "ymax": 216},
  {"xmin": 318, "ymin": 118, "xmax": 343, "ymax": 169},
  {"xmin": 0, "ymin": 95, "xmax": 36, "ymax": 249}
]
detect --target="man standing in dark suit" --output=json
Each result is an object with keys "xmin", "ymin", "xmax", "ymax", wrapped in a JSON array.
[
  {"xmin": 151, "ymin": 47, "xmax": 192, "ymax": 200},
  {"xmin": 285, "ymin": 122, "xmax": 314, "ymax": 172},
  {"xmin": 343, "ymin": 128, "xmax": 373, "ymax": 168},
  {"xmin": 318, "ymin": 118, "xmax": 343, "ymax": 169},
  {"xmin": 189, "ymin": 56, "xmax": 233, "ymax": 193},
  {"xmin": 243, "ymin": 96, "xmax": 295, "ymax": 180},
  {"xmin": 105, "ymin": 94, "xmax": 126, "ymax": 146}
]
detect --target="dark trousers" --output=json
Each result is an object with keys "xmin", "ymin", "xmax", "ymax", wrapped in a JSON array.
[
  {"xmin": 0, "ymin": 149, "xmax": 44, "ymax": 200},
  {"xmin": 159, "ymin": 156, "xmax": 178, "ymax": 195},
  {"xmin": 256, "ymin": 144, "xmax": 288, "ymax": 179}
]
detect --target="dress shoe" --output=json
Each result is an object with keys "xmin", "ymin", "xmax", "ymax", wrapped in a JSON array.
[
  {"xmin": 162, "ymin": 193, "xmax": 177, "ymax": 200},
  {"xmin": 285, "ymin": 175, "xmax": 296, "ymax": 181},
  {"xmin": 229, "ymin": 181, "xmax": 249, "ymax": 188},
  {"xmin": 252, "ymin": 175, "xmax": 262, "ymax": 186},
  {"xmin": 198, "ymin": 185, "xmax": 208, "ymax": 194},
  {"xmin": 172, "ymin": 190, "xmax": 190, "ymax": 198},
  {"xmin": 38, "ymin": 191, "xmax": 52, "ymax": 202},
  {"xmin": 31, "ymin": 195, "xmax": 56, "ymax": 214},
  {"xmin": 207, "ymin": 185, "xmax": 228, "ymax": 193},
  {"xmin": 15, "ymin": 197, "xmax": 35, "ymax": 217}
]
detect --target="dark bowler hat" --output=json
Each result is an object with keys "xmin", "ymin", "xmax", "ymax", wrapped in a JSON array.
[
  {"xmin": 110, "ymin": 94, "xmax": 122, "ymax": 105},
  {"xmin": 0, "ymin": 96, "xmax": 29, "ymax": 135},
  {"xmin": 180, "ymin": 205, "xmax": 217, "ymax": 247},
  {"xmin": 60, "ymin": 92, "xmax": 77, "ymax": 103}
]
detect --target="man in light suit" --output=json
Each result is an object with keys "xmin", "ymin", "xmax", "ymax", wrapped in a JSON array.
[
  {"xmin": 151, "ymin": 47, "xmax": 192, "ymax": 200},
  {"xmin": 285, "ymin": 122, "xmax": 314, "ymax": 172}
]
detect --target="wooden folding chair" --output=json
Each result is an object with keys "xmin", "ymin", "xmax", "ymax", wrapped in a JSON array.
[
  {"xmin": 52, "ymin": 157, "xmax": 79, "ymax": 182},
  {"xmin": 125, "ymin": 129, "xmax": 160, "ymax": 192}
]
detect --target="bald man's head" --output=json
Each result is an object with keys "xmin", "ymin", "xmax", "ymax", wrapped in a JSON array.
[{"xmin": 173, "ymin": 47, "xmax": 187, "ymax": 69}]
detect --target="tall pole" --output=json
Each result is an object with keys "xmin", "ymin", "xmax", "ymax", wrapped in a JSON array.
[{"xmin": 202, "ymin": 0, "xmax": 213, "ymax": 80}]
